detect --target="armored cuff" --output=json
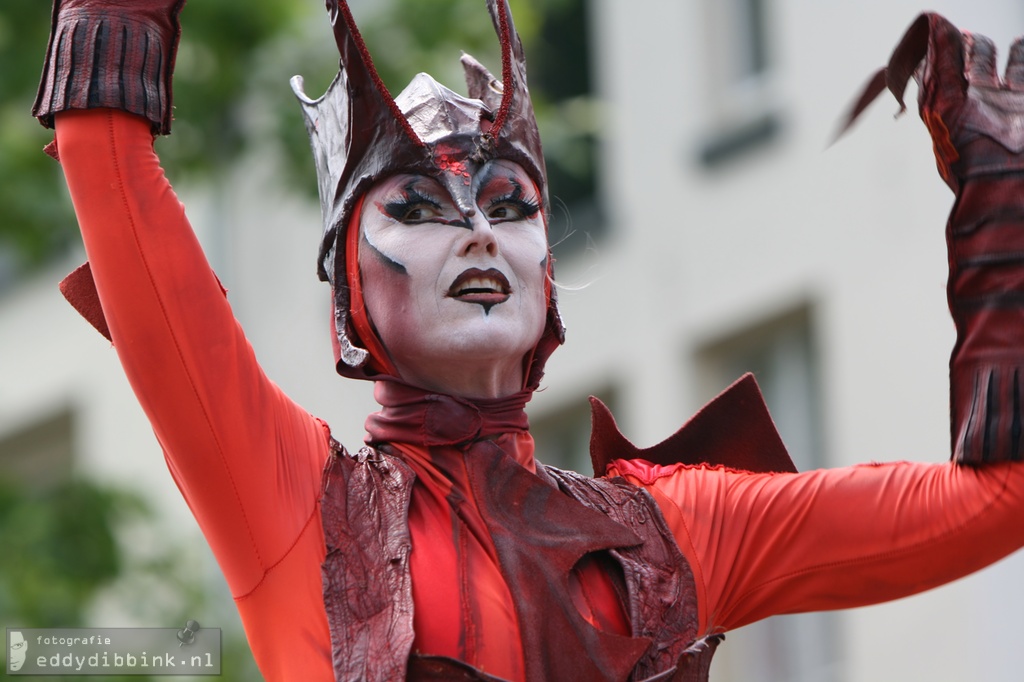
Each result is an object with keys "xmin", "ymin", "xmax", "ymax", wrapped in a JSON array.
[
  {"xmin": 844, "ymin": 13, "xmax": 1024, "ymax": 463},
  {"xmin": 33, "ymin": 1, "xmax": 185, "ymax": 135}
]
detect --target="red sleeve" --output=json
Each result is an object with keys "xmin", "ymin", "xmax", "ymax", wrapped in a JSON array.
[
  {"xmin": 55, "ymin": 109, "xmax": 330, "ymax": 599},
  {"xmin": 609, "ymin": 457, "xmax": 1024, "ymax": 636}
]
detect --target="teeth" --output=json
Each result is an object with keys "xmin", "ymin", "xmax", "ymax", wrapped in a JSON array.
[{"xmin": 459, "ymin": 277, "xmax": 506, "ymax": 294}]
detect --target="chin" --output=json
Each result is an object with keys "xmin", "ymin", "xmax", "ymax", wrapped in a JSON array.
[
  {"xmin": 439, "ymin": 324, "xmax": 538, "ymax": 359},
  {"xmin": 394, "ymin": 316, "xmax": 541, "ymax": 365}
]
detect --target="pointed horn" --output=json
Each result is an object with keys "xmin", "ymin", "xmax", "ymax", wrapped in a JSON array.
[
  {"xmin": 327, "ymin": 0, "xmax": 424, "ymax": 149},
  {"xmin": 834, "ymin": 13, "xmax": 965, "ymax": 141},
  {"xmin": 1006, "ymin": 36, "xmax": 1024, "ymax": 90},
  {"xmin": 486, "ymin": 0, "xmax": 527, "ymax": 137},
  {"xmin": 461, "ymin": 51, "xmax": 503, "ymax": 111},
  {"xmin": 478, "ymin": 0, "xmax": 548, "ymax": 212}
]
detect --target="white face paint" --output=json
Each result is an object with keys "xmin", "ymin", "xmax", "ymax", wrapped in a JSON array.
[{"xmin": 358, "ymin": 159, "xmax": 549, "ymax": 398}]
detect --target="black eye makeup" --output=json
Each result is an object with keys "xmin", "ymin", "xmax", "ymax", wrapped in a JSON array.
[
  {"xmin": 381, "ymin": 186, "xmax": 445, "ymax": 224},
  {"xmin": 484, "ymin": 178, "xmax": 541, "ymax": 223}
]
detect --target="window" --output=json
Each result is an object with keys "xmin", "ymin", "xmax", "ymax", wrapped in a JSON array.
[
  {"xmin": 0, "ymin": 409, "xmax": 75, "ymax": 491},
  {"xmin": 695, "ymin": 305, "xmax": 841, "ymax": 681},
  {"xmin": 695, "ymin": 305, "xmax": 823, "ymax": 470},
  {"xmin": 732, "ymin": 0, "xmax": 770, "ymax": 81},
  {"xmin": 697, "ymin": 0, "xmax": 782, "ymax": 168},
  {"xmin": 525, "ymin": 0, "xmax": 605, "ymax": 259},
  {"xmin": 531, "ymin": 387, "xmax": 619, "ymax": 474}
]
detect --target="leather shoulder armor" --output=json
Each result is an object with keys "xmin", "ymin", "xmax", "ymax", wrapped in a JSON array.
[
  {"xmin": 545, "ymin": 466, "xmax": 719, "ymax": 681},
  {"xmin": 320, "ymin": 442, "xmax": 416, "ymax": 682}
]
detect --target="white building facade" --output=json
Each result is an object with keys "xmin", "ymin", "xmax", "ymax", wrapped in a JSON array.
[{"xmin": 3, "ymin": 1, "xmax": 1024, "ymax": 680}]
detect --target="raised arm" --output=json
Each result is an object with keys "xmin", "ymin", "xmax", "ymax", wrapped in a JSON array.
[
  {"xmin": 619, "ymin": 12, "xmax": 1024, "ymax": 638},
  {"xmin": 611, "ymin": 457, "xmax": 1024, "ymax": 634},
  {"xmin": 845, "ymin": 13, "xmax": 1024, "ymax": 463},
  {"xmin": 35, "ymin": 1, "xmax": 329, "ymax": 599}
]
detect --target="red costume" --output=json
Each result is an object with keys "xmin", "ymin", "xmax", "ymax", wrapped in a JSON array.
[{"xmin": 35, "ymin": 2, "xmax": 1024, "ymax": 681}]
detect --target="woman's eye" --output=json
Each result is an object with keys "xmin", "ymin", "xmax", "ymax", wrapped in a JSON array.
[
  {"xmin": 488, "ymin": 204, "xmax": 519, "ymax": 221},
  {"xmin": 402, "ymin": 204, "xmax": 439, "ymax": 222},
  {"xmin": 487, "ymin": 199, "xmax": 539, "ymax": 223},
  {"xmin": 384, "ymin": 199, "xmax": 443, "ymax": 224}
]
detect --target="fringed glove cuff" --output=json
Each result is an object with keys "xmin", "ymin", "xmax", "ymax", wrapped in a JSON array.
[{"xmin": 33, "ymin": 0, "xmax": 186, "ymax": 135}]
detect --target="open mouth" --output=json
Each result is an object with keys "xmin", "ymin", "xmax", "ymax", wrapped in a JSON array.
[{"xmin": 446, "ymin": 268, "xmax": 512, "ymax": 305}]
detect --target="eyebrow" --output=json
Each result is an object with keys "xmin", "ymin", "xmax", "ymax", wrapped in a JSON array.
[
  {"xmin": 478, "ymin": 167, "xmax": 535, "ymax": 199},
  {"xmin": 402, "ymin": 178, "xmax": 445, "ymax": 197},
  {"xmin": 376, "ymin": 184, "xmax": 435, "ymax": 218}
]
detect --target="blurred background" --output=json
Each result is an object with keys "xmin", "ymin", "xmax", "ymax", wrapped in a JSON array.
[{"xmin": 3, "ymin": 0, "xmax": 1024, "ymax": 679}]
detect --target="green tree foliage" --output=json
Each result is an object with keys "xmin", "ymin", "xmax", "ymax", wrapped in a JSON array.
[
  {"xmin": 0, "ymin": 478, "xmax": 128, "ymax": 626},
  {"xmin": 0, "ymin": 1, "xmax": 72, "ymax": 269},
  {"xmin": 159, "ymin": 1, "xmax": 308, "ymax": 172},
  {"xmin": 0, "ymin": 0, "xmax": 314, "ymax": 273},
  {"xmin": 0, "ymin": 475, "xmax": 261, "ymax": 680}
]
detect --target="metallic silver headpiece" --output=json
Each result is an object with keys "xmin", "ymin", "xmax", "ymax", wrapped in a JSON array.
[{"xmin": 291, "ymin": 0, "xmax": 563, "ymax": 385}]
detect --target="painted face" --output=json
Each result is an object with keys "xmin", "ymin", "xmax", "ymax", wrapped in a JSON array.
[{"xmin": 358, "ymin": 159, "xmax": 549, "ymax": 397}]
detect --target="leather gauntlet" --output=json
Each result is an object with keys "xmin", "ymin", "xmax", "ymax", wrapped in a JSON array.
[
  {"xmin": 848, "ymin": 14, "xmax": 1024, "ymax": 463},
  {"xmin": 33, "ymin": 0, "xmax": 186, "ymax": 135}
]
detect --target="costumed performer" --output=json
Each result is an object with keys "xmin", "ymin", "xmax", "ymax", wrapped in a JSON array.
[{"xmin": 31, "ymin": 1, "xmax": 1024, "ymax": 680}]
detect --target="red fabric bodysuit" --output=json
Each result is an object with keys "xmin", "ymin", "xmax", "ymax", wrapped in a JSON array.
[{"xmin": 56, "ymin": 109, "xmax": 1024, "ymax": 681}]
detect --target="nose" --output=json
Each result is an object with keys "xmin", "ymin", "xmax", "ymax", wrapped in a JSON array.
[{"xmin": 458, "ymin": 212, "xmax": 499, "ymax": 257}]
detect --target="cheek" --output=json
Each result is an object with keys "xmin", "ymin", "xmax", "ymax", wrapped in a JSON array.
[
  {"xmin": 361, "ymin": 223, "xmax": 410, "ymax": 275},
  {"xmin": 505, "ymin": 229, "xmax": 550, "ymax": 333},
  {"xmin": 510, "ymin": 230, "xmax": 550, "ymax": 294},
  {"xmin": 358, "ymin": 233, "xmax": 414, "ymax": 329}
]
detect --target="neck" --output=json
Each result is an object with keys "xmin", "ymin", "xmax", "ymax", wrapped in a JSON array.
[
  {"xmin": 367, "ymin": 380, "xmax": 533, "ymax": 448},
  {"xmin": 394, "ymin": 355, "xmax": 525, "ymax": 400}
]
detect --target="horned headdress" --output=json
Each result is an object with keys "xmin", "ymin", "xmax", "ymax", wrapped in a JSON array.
[{"xmin": 291, "ymin": 0, "xmax": 563, "ymax": 386}]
